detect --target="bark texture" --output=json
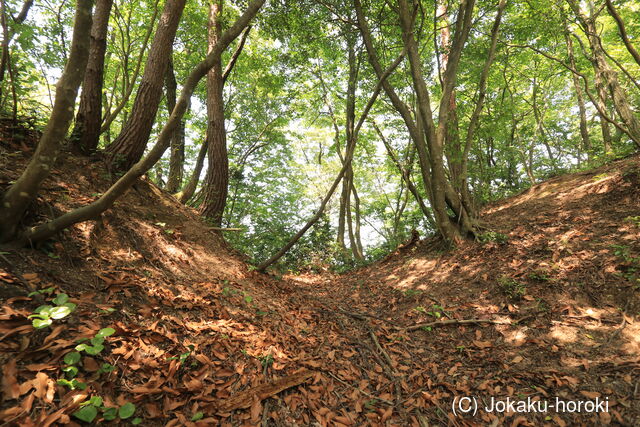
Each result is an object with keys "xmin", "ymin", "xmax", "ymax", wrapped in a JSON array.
[
  {"xmin": 104, "ymin": 0, "xmax": 186, "ymax": 172},
  {"xmin": 71, "ymin": 0, "xmax": 114, "ymax": 155},
  {"xmin": 199, "ymin": 0, "xmax": 228, "ymax": 227}
]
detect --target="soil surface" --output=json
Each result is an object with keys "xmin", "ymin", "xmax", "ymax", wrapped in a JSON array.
[{"xmin": 1, "ymin": 131, "xmax": 639, "ymax": 426}]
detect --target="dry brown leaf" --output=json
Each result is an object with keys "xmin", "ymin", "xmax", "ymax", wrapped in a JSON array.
[
  {"xmin": 2, "ymin": 359, "xmax": 20, "ymax": 400},
  {"xmin": 250, "ymin": 395, "xmax": 262, "ymax": 422},
  {"xmin": 580, "ymin": 390, "xmax": 601, "ymax": 399},
  {"xmin": 473, "ymin": 340, "xmax": 492, "ymax": 349}
]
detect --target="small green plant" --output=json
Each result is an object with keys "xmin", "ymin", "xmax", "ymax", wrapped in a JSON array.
[
  {"xmin": 498, "ymin": 277, "xmax": 527, "ymax": 300},
  {"xmin": 75, "ymin": 327, "xmax": 115, "ymax": 356},
  {"xmin": 258, "ymin": 353, "xmax": 274, "ymax": 369},
  {"xmin": 612, "ymin": 244, "xmax": 639, "ymax": 289},
  {"xmin": 402, "ymin": 289, "xmax": 422, "ymax": 298},
  {"xmin": 527, "ymin": 270, "xmax": 551, "ymax": 282},
  {"xmin": 415, "ymin": 304, "xmax": 446, "ymax": 318},
  {"xmin": 28, "ymin": 293, "xmax": 77, "ymax": 329},
  {"xmin": 167, "ymin": 344, "xmax": 195, "ymax": 366},
  {"xmin": 625, "ymin": 216, "xmax": 640, "ymax": 228},
  {"xmin": 191, "ymin": 412, "xmax": 204, "ymax": 421},
  {"xmin": 72, "ymin": 397, "xmax": 138, "ymax": 424},
  {"xmin": 477, "ymin": 231, "xmax": 508, "ymax": 244},
  {"xmin": 28, "ymin": 287, "xmax": 55, "ymax": 297}
]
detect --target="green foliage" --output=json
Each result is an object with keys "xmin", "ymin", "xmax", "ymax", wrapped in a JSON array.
[
  {"xmin": 73, "ymin": 405, "xmax": 98, "ymax": 423},
  {"xmin": 28, "ymin": 294, "xmax": 76, "ymax": 329},
  {"xmin": 118, "ymin": 402, "xmax": 136, "ymax": 419},
  {"xmin": 498, "ymin": 277, "xmax": 527, "ymax": 300},
  {"xmin": 612, "ymin": 244, "xmax": 640, "ymax": 289},
  {"xmin": 477, "ymin": 231, "xmax": 509, "ymax": 244}
]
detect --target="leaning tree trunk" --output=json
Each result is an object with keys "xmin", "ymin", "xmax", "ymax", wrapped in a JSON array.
[
  {"xmin": 70, "ymin": 0, "xmax": 113, "ymax": 155},
  {"xmin": 164, "ymin": 55, "xmax": 185, "ymax": 193},
  {"xmin": 199, "ymin": 0, "xmax": 228, "ymax": 227},
  {"xmin": 0, "ymin": 0, "xmax": 92, "ymax": 242},
  {"xmin": 104, "ymin": 0, "xmax": 186, "ymax": 172}
]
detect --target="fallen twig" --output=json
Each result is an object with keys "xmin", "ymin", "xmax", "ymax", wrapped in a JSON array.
[
  {"xmin": 401, "ymin": 318, "xmax": 503, "ymax": 331},
  {"xmin": 326, "ymin": 371, "xmax": 394, "ymax": 405},
  {"xmin": 215, "ymin": 370, "xmax": 314, "ymax": 413}
]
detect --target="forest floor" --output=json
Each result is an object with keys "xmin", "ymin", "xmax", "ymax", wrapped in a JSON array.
[{"xmin": 1, "ymin": 124, "xmax": 639, "ymax": 426}]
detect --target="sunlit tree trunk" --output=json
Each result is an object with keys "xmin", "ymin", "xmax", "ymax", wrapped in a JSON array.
[
  {"xmin": 104, "ymin": 0, "xmax": 186, "ymax": 172},
  {"xmin": 200, "ymin": 0, "xmax": 228, "ymax": 227},
  {"xmin": 70, "ymin": 0, "xmax": 113, "ymax": 155}
]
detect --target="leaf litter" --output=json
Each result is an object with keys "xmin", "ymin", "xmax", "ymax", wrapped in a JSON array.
[{"xmin": 0, "ymin": 150, "xmax": 639, "ymax": 425}]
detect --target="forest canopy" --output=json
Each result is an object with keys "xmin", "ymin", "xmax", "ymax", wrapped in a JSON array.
[{"xmin": 0, "ymin": 0, "xmax": 639, "ymax": 271}]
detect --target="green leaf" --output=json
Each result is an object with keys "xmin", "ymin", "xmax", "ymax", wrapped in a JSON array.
[
  {"xmin": 75, "ymin": 343, "xmax": 88, "ymax": 352},
  {"xmin": 132, "ymin": 418, "xmax": 143, "ymax": 425},
  {"xmin": 32, "ymin": 318, "xmax": 52, "ymax": 329},
  {"xmin": 64, "ymin": 351, "xmax": 82, "ymax": 365},
  {"xmin": 62, "ymin": 366, "xmax": 78, "ymax": 378},
  {"xmin": 191, "ymin": 411, "xmax": 204, "ymax": 421},
  {"xmin": 96, "ymin": 327, "xmax": 116, "ymax": 338},
  {"xmin": 102, "ymin": 407, "xmax": 117, "ymax": 421},
  {"xmin": 91, "ymin": 336, "xmax": 105, "ymax": 346},
  {"xmin": 98, "ymin": 363, "xmax": 115, "ymax": 374},
  {"xmin": 119, "ymin": 402, "xmax": 136, "ymax": 419},
  {"xmin": 73, "ymin": 379, "xmax": 87, "ymax": 390},
  {"xmin": 50, "ymin": 305, "xmax": 73, "ymax": 320},
  {"xmin": 34, "ymin": 305, "xmax": 53, "ymax": 314},
  {"xmin": 73, "ymin": 405, "xmax": 98, "ymax": 423},
  {"xmin": 52, "ymin": 293, "xmax": 69, "ymax": 305},
  {"xmin": 57, "ymin": 378, "xmax": 74, "ymax": 388},
  {"xmin": 88, "ymin": 396, "xmax": 103, "ymax": 407},
  {"xmin": 84, "ymin": 344, "xmax": 104, "ymax": 355}
]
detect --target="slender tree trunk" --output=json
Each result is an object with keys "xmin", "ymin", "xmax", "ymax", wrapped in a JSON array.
[
  {"xmin": 374, "ymin": 121, "xmax": 436, "ymax": 227},
  {"xmin": 0, "ymin": 0, "xmax": 93, "ymax": 242},
  {"xmin": 351, "ymin": 183, "xmax": 364, "ymax": 259},
  {"xmin": 71, "ymin": 0, "xmax": 113, "ymax": 155},
  {"xmin": 564, "ymin": 32, "xmax": 591, "ymax": 158},
  {"xmin": 177, "ymin": 138, "xmax": 207, "ymax": 203},
  {"xmin": 164, "ymin": 55, "xmax": 185, "ymax": 193},
  {"xmin": 337, "ymin": 37, "xmax": 359, "ymax": 256},
  {"xmin": 104, "ymin": 0, "xmax": 186, "ymax": 172},
  {"xmin": 199, "ymin": 0, "xmax": 228, "ymax": 226}
]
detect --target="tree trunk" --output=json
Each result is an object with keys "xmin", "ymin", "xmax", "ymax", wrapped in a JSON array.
[
  {"xmin": 564, "ymin": 32, "xmax": 591, "ymax": 158},
  {"xmin": 397, "ymin": 0, "xmax": 476, "ymax": 243},
  {"xmin": 70, "ymin": 0, "xmax": 113, "ymax": 155},
  {"xmin": 164, "ymin": 55, "xmax": 185, "ymax": 193},
  {"xmin": 104, "ymin": 0, "xmax": 186, "ymax": 172},
  {"xmin": 0, "ymin": 0, "xmax": 93, "ymax": 242},
  {"xmin": 199, "ymin": 0, "xmax": 228, "ymax": 227}
]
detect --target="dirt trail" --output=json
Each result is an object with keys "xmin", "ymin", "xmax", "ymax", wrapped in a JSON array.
[{"xmin": 1, "ymin": 141, "xmax": 639, "ymax": 426}]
